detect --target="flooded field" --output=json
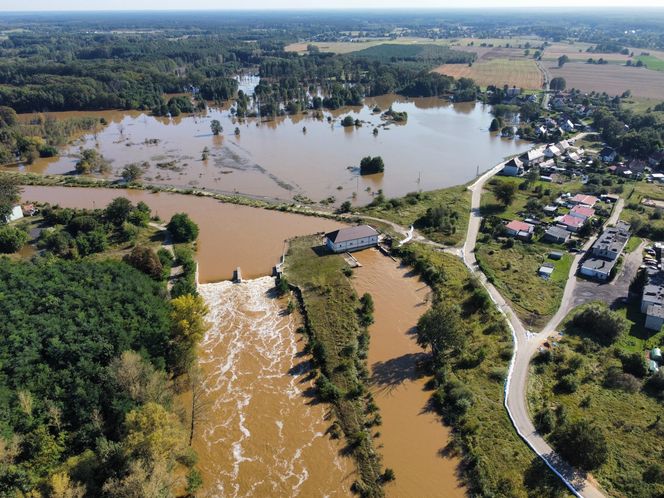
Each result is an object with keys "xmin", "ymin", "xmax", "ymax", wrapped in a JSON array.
[
  {"xmin": 195, "ymin": 277, "xmax": 353, "ymax": 497},
  {"xmin": 13, "ymin": 95, "xmax": 529, "ymax": 205},
  {"xmin": 352, "ymin": 248, "xmax": 464, "ymax": 497},
  {"xmin": 19, "ymin": 186, "xmax": 344, "ymax": 282}
]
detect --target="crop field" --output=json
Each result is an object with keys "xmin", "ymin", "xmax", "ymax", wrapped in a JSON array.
[
  {"xmin": 541, "ymin": 41, "xmax": 630, "ymax": 63},
  {"xmin": 434, "ymin": 59, "xmax": 543, "ymax": 89},
  {"xmin": 547, "ymin": 62, "xmax": 664, "ymax": 99},
  {"xmin": 285, "ymin": 37, "xmax": 452, "ymax": 54},
  {"xmin": 636, "ymin": 54, "xmax": 664, "ymax": 71}
]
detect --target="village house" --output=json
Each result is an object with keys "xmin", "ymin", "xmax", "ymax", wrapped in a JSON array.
[
  {"xmin": 501, "ymin": 157, "xmax": 524, "ymax": 177},
  {"xmin": 558, "ymin": 214, "xmax": 584, "ymax": 232},
  {"xmin": 568, "ymin": 194, "xmax": 599, "ymax": 207},
  {"xmin": 518, "ymin": 148, "xmax": 545, "ymax": 167},
  {"xmin": 325, "ymin": 225, "xmax": 379, "ymax": 253},
  {"xmin": 599, "ymin": 147, "xmax": 617, "ymax": 163},
  {"xmin": 505, "ymin": 220, "xmax": 534, "ymax": 240},
  {"xmin": 569, "ymin": 205, "xmax": 595, "ymax": 220},
  {"xmin": 544, "ymin": 144, "xmax": 563, "ymax": 158},
  {"xmin": 543, "ymin": 226, "xmax": 570, "ymax": 243}
]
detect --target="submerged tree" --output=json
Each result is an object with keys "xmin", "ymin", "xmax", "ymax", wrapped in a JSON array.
[{"xmin": 210, "ymin": 119, "xmax": 222, "ymax": 135}]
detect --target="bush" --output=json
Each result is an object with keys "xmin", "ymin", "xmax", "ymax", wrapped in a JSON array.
[
  {"xmin": 534, "ymin": 407, "xmax": 555, "ymax": 434},
  {"xmin": 619, "ymin": 351, "xmax": 647, "ymax": 378},
  {"xmin": 0, "ymin": 226, "xmax": 27, "ymax": 253},
  {"xmin": 568, "ymin": 304, "xmax": 628, "ymax": 345},
  {"xmin": 315, "ymin": 374, "xmax": 340, "ymax": 402},
  {"xmin": 553, "ymin": 420, "xmax": 608, "ymax": 471},
  {"xmin": 359, "ymin": 156, "xmax": 385, "ymax": 175},
  {"xmin": 603, "ymin": 367, "xmax": 641, "ymax": 393},
  {"xmin": 167, "ymin": 213, "xmax": 199, "ymax": 243},
  {"xmin": 341, "ymin": 115, "xmax": 355, "ymax": 127},
  {"xmin": 123, "ymin": 246, "xmax": 164, "ymax": 280},
  {"xmin": 557, "ymin": 374, "xmax": 579, "ymax": 393}
]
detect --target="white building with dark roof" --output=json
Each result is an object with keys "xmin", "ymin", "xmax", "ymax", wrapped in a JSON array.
[{"xmin": 325, "ymin": 225, "xmax": 378, "ymax": 253}]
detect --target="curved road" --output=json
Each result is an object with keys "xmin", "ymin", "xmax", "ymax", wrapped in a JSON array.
[{"xmin": 461, "ymin": 160, "xmax": 621, "ymax": 498}]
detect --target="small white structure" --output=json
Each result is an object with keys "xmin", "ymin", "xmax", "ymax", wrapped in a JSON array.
[
  {"xmin": 325, "ymin": 225, "xmax": 378, "ymax": 253},
  {"xmin": 6, "ymin": 205, "xmax": 23, "ymax": 223}
]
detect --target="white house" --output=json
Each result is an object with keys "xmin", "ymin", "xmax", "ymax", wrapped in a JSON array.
[
  {"xmin": 325, "ymin": 225, "xmax": 378, "ymax": 253},
  {"xmin": 501, "ymin": 157, "xmax": 524, "ymax": 176},
  {"xmin": 580, "ymin": 257, "xmax": 616, "ymax": 281},
  {"xmin": 5, "ymin": 205, "xmax": 23, "ymax": 223}
]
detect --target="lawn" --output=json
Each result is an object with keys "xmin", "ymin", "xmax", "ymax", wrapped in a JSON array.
[
  {"xmin": 433, "ymin": 59, "xmax": 543, "ymax": 90},
  {"xmin": 284, "ymin": 235, "xmax": 384, "ymax": 495},
  {"xmin": 622, "ymin": 181, "xmax": 664, "ymax": 241},
  {"xmin": 636, "ymin": 55, "xmax": 664, "ymax": 72},
  {"xmin": 395, "ymin": 243, "xmax": 571, "ymax": 497},
  {"xmin": 624, "ymin": 236, "xmax": 643, "ymax": 254},
  {"xmin": 476, "ymin": 239, "xmax": 570, "ymax": 329},
  {"xmin": 360, "ymin": 185, "xmax": 471, "ymax": 246},
  {"xmin": 528, "ymin": 303, "xmax": 664, "ymax": 498}
]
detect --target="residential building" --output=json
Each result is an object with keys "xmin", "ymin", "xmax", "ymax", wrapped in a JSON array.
[
  {"xmin": 558, "ymin": 214, "xmax": 584, "ymax": 232},
  {"xmin": 580, "ymin": 257, "xmax": 616, "ymax": 281},
  {"xmin": 5, "ymin": 205, "xmax": 23, "ymax": 223},
  {"xmin": 568, "ymin": 194, "xmax": 599, "ymax": 207},
  {"xmin": 599, "ymin": 147, "xmax": 617, "ymax": 163},
  {"xmin": 518, "ymin": 148, "xmax": 545, "ymax": 167},
  {"xmin": 539, "ymin": 264, "xmax": 554, "ymax": 280},
  {"xmin": 569, "ymin": 205, "xmax": 595, "ymax": 220},
  {"xmin": 501, "ymin": 157, "xmax": 524, "ymax": 176},
  {"xmin": 505, "ymin": 220, "xmax": 535, "ymax": 240},
  {"xmin": 590, "ymin": 222, "xmax": 630, "ymax": 260},
  {"xmin": 645, "ymin": 305, "xmax": 664, "ymax": 331},
  {"xmin": 544, "ymin": 144, "xmax": 563, "ymax": 158},
  {"xmin": 325, "ymin": 225, "xmax": 378, "ymax": 253}
]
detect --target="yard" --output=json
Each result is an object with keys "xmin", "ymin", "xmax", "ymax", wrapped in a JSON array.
[
  {"xmin": 433, "ymin": 59, "xmax": 544, "ymax": 90},
  {"xmin": 528, "ymin": 303, "xmax": 664, "ymax": 498},
  {"xmin": 622, "ymin": 181, "xmax": 664, "ymax": 240}
]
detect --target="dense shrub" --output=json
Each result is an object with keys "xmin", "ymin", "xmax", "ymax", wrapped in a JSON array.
[{"xmin": 167, "ymin": 213, "xmax": 199, "ymax": 243}]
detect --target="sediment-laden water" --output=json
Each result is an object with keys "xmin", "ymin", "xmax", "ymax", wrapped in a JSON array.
[
  {"xmin": 195, "ymin": 277, "xmax": 353, "ymax": 497},
  {"xmin": 352, "ymin": 248, "xmax": 465, "ymax": 498},
  {"xmin": 13, "ymin": 95, "xmax": 529, "ymax": 205}
]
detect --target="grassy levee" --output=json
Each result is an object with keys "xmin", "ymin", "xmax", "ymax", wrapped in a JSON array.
[
  {"xmin": 528, "ymin": 303, "xmax": 664, "ymax": 498},
  {"xmin": 360, "ymin": 185, "xmax": 471, "ymax": 246},
  {"xmin": 392, "ymin": 243, "xmax": 570, "ymax": 497},
  {"xmin": 284, "ymin": 235, "xmax": 384, "ymax": 497}
]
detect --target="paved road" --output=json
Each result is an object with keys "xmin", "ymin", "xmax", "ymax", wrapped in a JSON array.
[{"xmin": 460, "ymin": 159, "xmax": 619, "ymax": 498}]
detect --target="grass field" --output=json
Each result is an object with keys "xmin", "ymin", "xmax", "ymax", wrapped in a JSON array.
[
  {"xmin": 396, "ymin": 243, "xmax": 570, "ymax": 497},
  {"xmin": 285, "ymin": 37, "xmax": 452, "ymax": 55},
  {"xmin": 476, "ymin": 239, "xmax": 571, "ymax": 329},
  {"xmin": 622, "ymin": 181, "xmax": 664, "ymax": 240},
  {"xmin": 361, "ymin": 185, "xmax": 471, "ymax": 247},
  {"xmin": 547, "ymin": 62, "xmax": 664, "ymax": 100},
  {"xmin": 528, "ymin": 303, "xmax": 664, "ymax": 498},
  {"xmin": 434, "ymin": 59, "xmax": 543, "ymax": 89},
  {"xmin": 636, "ymin": 54, "xmax": 664, "ymax": 72}
]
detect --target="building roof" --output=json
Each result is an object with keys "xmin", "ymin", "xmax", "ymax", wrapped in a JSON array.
[
  {"xmin": 506, "ymin": 220, "xmax": 534, "ymax": 233},
  {"xmin": 647, "ymin": 304, "xmax": 664, "ymax": 319},
  {"xmin": 326, "ymin": 225, "xmax": 378, "ymax": 244},
  {"xmin": 504, "ymin": 157, "xmax": 523, "ymax": 168},
  {"xmin": 571, "ymin": 205, "xmax": 595, "ymax": 218},
  {"xmin": 592, "ymin": 223, "xmax": 630, "ymax": 256},
  {"xmin": 582, "ymin": 257, "xmax": 616, "ymax": 273},
  {"xmin": 560, "ymin": 214, "xmax": 584, "ymax": 227},
  {"xmin": 545, "ymin": 226, "xmax": 570, "ymax": 239},
  {"xmin": 539, "ymin": 266, "xmax": 554, "ymax": 275},
  {"xmin": 570, "ymin": 194, "xmax": 599, "ymax": 206},
  {"xmin": 520, "ymin": 148, "xmax": 545, "ymax": 162}
]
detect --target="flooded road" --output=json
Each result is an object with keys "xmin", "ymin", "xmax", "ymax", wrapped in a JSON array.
[
  {"xmin": 20, "ymin": 186, "xmax": 344, "ymax": 282},
  {"xmin": 13, "ymin": 95, "xmax": 529, "ymax": 205},
  {"xmin": 195, "ymin": 277, "xmax": 353, "ymax": 497},
  {"xmin": 351, "ymin": 248, "xmax": 464, "ymax": 498}
]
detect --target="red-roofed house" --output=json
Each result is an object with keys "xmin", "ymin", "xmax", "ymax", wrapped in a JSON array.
[
  {"xmin": 569, "ymin": 194, "xmax": 599, "ymax": 207},
  {"xmin": 505, "ymin": 220, "xmax": 535, "ymax": 240},
  {"xmin": 569, "ymin": 205, "xmax": 595, "ymax": 220},
  {"xmin": 559, "ymin": 214, "xmax": 585, "ymax": 232}
]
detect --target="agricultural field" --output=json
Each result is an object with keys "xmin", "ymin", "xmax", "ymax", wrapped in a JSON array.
[
  {"xmin": 541, "ymin": 41, "xmax": 630, "ymax": 63},
  {"xmin": 433, "ymin": 59, "xmax": 543, "ymax": 89},
  {"xmin": 546, "ymin": 62, "xmax": 664, "ymax": 100},
  {"xmin": 636, "ymin": 54, "xmax": 664, "ymax": 71},
  {"xmin": 285, "ymin": 37, "xmax": 450, "ymax": 54}
]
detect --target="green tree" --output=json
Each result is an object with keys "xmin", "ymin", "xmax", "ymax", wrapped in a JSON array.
[
  {"xmin": 557, "ymin": 55, "xmax": 569, "ymax": 68},
  {"xmin": 341, "ymin": 115, "xmax": 355, "ymax": 127},
  {"xmin": 0, "ymin": 225, "xmax": 27, "ymax": 253},
  {"xmin": 105, "ymin": 197, "xmax": 133, "ymax": 226},
  {"xmin": 569, "ymin": 303, "xmax": 627, "ymax": 345},
  {"xmin": 169, "ymin": 294, "xmax": 209, "ymax": 373},
  {"xmin": 210, "ymin": 119, "xmax": 222, "ymax": 135},
  {"xmin": 416, "ymin": 302, "xmax": 466, "ymax": 362},
  {"xmin": 75, "ymin": 149, "xmax": 111, "ymax": 174},
  {"xmin": 167, "ymin": 213, "xmax": 199, "ymax": 243},
  {"xmin": 489, "ymin": 117, "xmax": 502, "ymax": 132},
  {"xmin": 550, "ymin": 77, "xmax": 567, "ymax": 91},
  {"xmin": 122, "ymin": 162, "xmax": 145, "ymax": 183},
  {"xmin": 493, "ymin": 181, "xmax": 517, "ymax": 207},
  {"xmin": 0, "ymin": 175, "xmax": 21, "ymax": 223},
  {"xmin": 553, "ymin": 420, "xmax": 608, "ymax": 471},
  {"xmin": 359, "ymin": 156, "xmax": 385, "ymax": 175}
]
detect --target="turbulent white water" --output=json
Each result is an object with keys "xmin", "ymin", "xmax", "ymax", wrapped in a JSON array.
[{"xmin": 195, "ymin": 277, "xmax": 352, "ymax": 498}]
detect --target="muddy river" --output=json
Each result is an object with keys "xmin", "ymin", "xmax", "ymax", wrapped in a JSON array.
[
  {"xmin": 14, "ymin": 95, "xmax": 528, "ymax": 205},
  {"xmin": 20, "ymin": 185, "xmax": 344, "ymax": 282},
  {"xmin": 195, "ymin": 277, "xmax": 353, "ymax": 497},
  {"xmin": 352, "ymin": 248, "xmax": 464, "ymax": 498}
]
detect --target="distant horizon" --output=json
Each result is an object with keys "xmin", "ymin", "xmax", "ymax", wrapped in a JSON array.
[{"xmin": 1, "ymin": 0, "xmax": 664, "ymax": 13}]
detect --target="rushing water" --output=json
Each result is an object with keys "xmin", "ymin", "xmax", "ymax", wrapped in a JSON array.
[
  {"xmin": 195, "ymin": 277, "xmax": 353, "ymax": 497},
  {"xmin": 20, "ymin": 186, "xmax": 344, "ymax": 282},
  {"xmin": 352, "ymin": 248, "xmax": 464, "ymax": 497},
  {"xmin": 13, "ymin": 95, "xmax": 529, "ymax": 205}
]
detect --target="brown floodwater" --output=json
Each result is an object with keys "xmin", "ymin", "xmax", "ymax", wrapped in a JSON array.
[
  {"xmin": 195, "ymin": 277, "xmax": 354, "ymax": 497},
  {"xmin": 351, "ymin": 248, "xmax": 465, "ymax": 498},
  {"xmin": 19, "ymin": 186, "xmax": 344, "ymax": 283},
  {"xmin": 13, "ymin": 95, "xmax": 529, "ymax": 205}
]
